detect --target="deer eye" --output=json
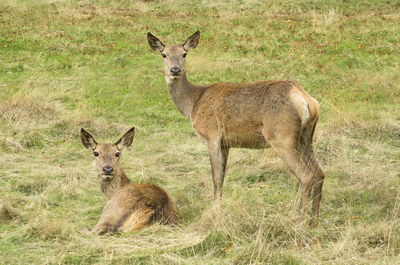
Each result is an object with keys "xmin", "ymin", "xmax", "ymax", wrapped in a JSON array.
[
  {"xmin": 183, "ymin": 53, "xmax": 187, "ymax": 58},
  {"xmin": 93, "ymin": 151, "xmax": 99, "ymax": 156},
  {"xmin": 115, "ymin": 152, "xmax": 120, "ymax": 157},
  {"xmin": 161, "ymin": 53, "xmax": 166, "ymax": 58}
]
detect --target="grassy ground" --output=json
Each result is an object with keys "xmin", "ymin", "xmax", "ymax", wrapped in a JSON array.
[{"xmin": 1, "ymin": 0, "xmax": 399, "ymax": 264}]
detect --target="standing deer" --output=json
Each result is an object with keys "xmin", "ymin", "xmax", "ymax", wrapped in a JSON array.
[
  {"xmin": 80, "ymin": 127, "xmax": 181, "ymax": 235},
  {"xmin": 147, "ymin": 31, "xmax": 325, "ymax": 226}
]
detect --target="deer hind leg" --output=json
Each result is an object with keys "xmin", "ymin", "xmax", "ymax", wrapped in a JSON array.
[
  {"xmin": 298, "ymin": 123, "xmax": 325, "ymax": 226},
  {"xmin": 262, "ymin": 127, "xmax": 315, "ymax": 223},
  {"xmin": 207, "ymin": 138, "xmax": 230, "ymax": 200},
  {"xmin": 119, "ymin": 207, "xmax": 155, "ymax": 233},
  {"xmin": 309, "ymin": 152, "xmax": 324, "ymax": 226}
]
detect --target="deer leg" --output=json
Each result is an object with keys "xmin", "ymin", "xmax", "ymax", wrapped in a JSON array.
[
  {"xmin": 310, "ymin": 169, "xmax": 324, "ymax": 226},
  {"xmin": 263, "ymin": 131, "xmax": 314, "ymax": 223},
  {"xmin": 91, "ymin": 201, "xmax": 121, "ymax": 235},
  {"xmin": 119, "ymin": 207, "xmax": 155, "ymax": 233},
  {"xmin": 91, "ymin": 219, "xmax": 117, "ymax": 235},
  {"xmin": 298, "ymin": 127, "xmax": 325, "ymax": 226},
  {"xmin": 301, "ymin": 144, "xmax": 324, "ymax": 226},
  {"xmin": 278, "ymin": 148, "xmax": 314, "ymax": 222},
  {"xmin": 91, "ymin": 206, "xmax": 120, "ymax": 235},
  {"xmin": 207, "ymin": 139, "xmax": 229, "ymax": 200}
]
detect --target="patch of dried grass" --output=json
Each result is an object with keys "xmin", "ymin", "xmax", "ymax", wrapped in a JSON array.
[
  {"xmin": 26, "ymin": 212, "xmax": 71, "ymax": 239},
  {"xmin": 0, "ymin": 199, "xmax": 20, "ymax": 221},
  {"xmin": 312, "ymin": 9, "xmax": 346, "ymax": 33}
]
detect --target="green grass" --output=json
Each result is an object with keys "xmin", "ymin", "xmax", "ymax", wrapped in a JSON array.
[{"xmin": 1, "ymin": 0, "xmax": 399, "ymax": 264}]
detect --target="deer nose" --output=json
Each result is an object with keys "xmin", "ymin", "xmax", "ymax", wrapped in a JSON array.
[
  {"xmin": 103, "ymin": 166, "xmax": 113, "ymax": 174},
  {"xmin": 170, "ymin": 67, "xmax": 181, "ymax": 75}
]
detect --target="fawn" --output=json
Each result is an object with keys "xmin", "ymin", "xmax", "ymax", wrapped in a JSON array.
[{"xmin": 80, "ymin": 127, "xmax": 181, "ymax": 235}]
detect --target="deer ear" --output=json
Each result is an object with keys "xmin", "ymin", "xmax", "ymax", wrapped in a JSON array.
[
  {"xmin": 182, "ymin": 31, "xmax": 200, "ymax": 51},
  {"xmin": 80, "ymin": 128, "xmax": 97, "ymax": 150},
  {"xmin": 115, "ymin": 127, "xmax": 135, "ymax": 150},
  {"xmin": 147, "ymin": 32, "xmax": 165, "ymax": 52}
]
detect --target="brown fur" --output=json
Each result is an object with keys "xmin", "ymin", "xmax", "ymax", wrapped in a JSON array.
[
  {"xmin": 80, "ymin": 128, "xmax": 181, "ymax": 235},
  {"xmin": 148, "ymin": 31, "xmax": 325, "ymax": 226}
]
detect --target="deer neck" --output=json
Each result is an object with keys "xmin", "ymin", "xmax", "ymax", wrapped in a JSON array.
[
  {"xmin": 166, "ymin": 73, "xmax": 205, "ymax": 120},
  {"xmin": 99, "ymin": 168, "xmax": 130, "ymax": 200}
]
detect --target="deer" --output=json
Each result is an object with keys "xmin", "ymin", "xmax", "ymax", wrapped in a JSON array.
[
  {"xmin": 147, "ymin": 31, "xmax": 325, "ymax": 226},
  {"xmin": 80, "ymin": 127, "xmax": 181, "ymax": 235}
]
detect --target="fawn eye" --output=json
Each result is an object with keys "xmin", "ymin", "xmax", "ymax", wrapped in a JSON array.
[
  {"xmin": 161, "ymin": 53, "xmax": 166, "ymax": 58},
  {"xmin": 183, "ymin": 53, "xmax": 187, "ymax": 58},
  {"xmin": 93, "ymin": 151, "xmax": 99, "ymax": 156},
  {"xmin": 115, "ymin": 152, "xmax": 120, "ymax": 157}
]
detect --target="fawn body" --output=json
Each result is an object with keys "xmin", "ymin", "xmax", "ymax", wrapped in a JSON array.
[
  {"xmin": 80, "ymin": 128, "xmax": 181, "ymax": 235},
  {"xmin": 147, "ymin": 31, "xmax": 325, "ymax": 225}
]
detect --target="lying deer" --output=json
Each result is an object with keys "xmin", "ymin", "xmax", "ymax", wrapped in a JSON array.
[
  {"xmin": 147, "ymin": 31, "xmax": 325, "ymax": 226},
  {"xmin": 80, "ymin": 127, "xmax": 181, "ymax": 235}
]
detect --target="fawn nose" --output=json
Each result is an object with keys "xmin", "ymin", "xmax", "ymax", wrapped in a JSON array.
[
  {"xmin": 103, "ymin": 166, "xmax": 113, "ymax": 174},
  {"xmin": 170, "ymin": 67, "xmax": 181, "ymax": 75}
]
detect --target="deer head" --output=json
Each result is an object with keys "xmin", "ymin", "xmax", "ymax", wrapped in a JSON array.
[
  {"xmin": 80, "ymin": 128, "xmax": 135, "ymax": 181},
  {"xmin": 147, "ymin": 31, "xmax": 200, "ymax": 82}
]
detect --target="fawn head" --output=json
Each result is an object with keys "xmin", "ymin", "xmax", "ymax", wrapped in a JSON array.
[
  {"xmin": 147, "ymin": 31, "xmax": 200, "ymax": 81},
  {"xmin": 80, "ymin": 127, "xmax": 135, "ymax": 180}
]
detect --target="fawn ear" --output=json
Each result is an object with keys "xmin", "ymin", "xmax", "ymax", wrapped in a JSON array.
[
  {"xmin": 147, "ymin": 32, "xmax": 165, "ymax": 52},
  {"xmin": 80, "ymin": 128, "xmax": 97, "ymax": 150},
  {"xmin": 182, "ymin": 30, "xmax": 200, "ymax": 51},
  {"xmin": 115, "ymin": 127, "xmax": 135, "ymax": 150}
]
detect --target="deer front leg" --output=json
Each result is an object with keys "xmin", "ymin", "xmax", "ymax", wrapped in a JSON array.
[
  {"xmin": 91, "ymin": 220, "xmax": 116, "ymax": 235},
  {"xmin": 207, "ymin": 140, "xmax": 229, "ymax": 200},
  {"xmin": 91, "ymin": 203, "xmax": 119, "ymax": 235}
]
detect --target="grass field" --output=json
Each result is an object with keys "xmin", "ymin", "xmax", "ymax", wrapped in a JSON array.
[{"xmin": 1, "ymin": 0, "xmax": 399, "ymax": 264}]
